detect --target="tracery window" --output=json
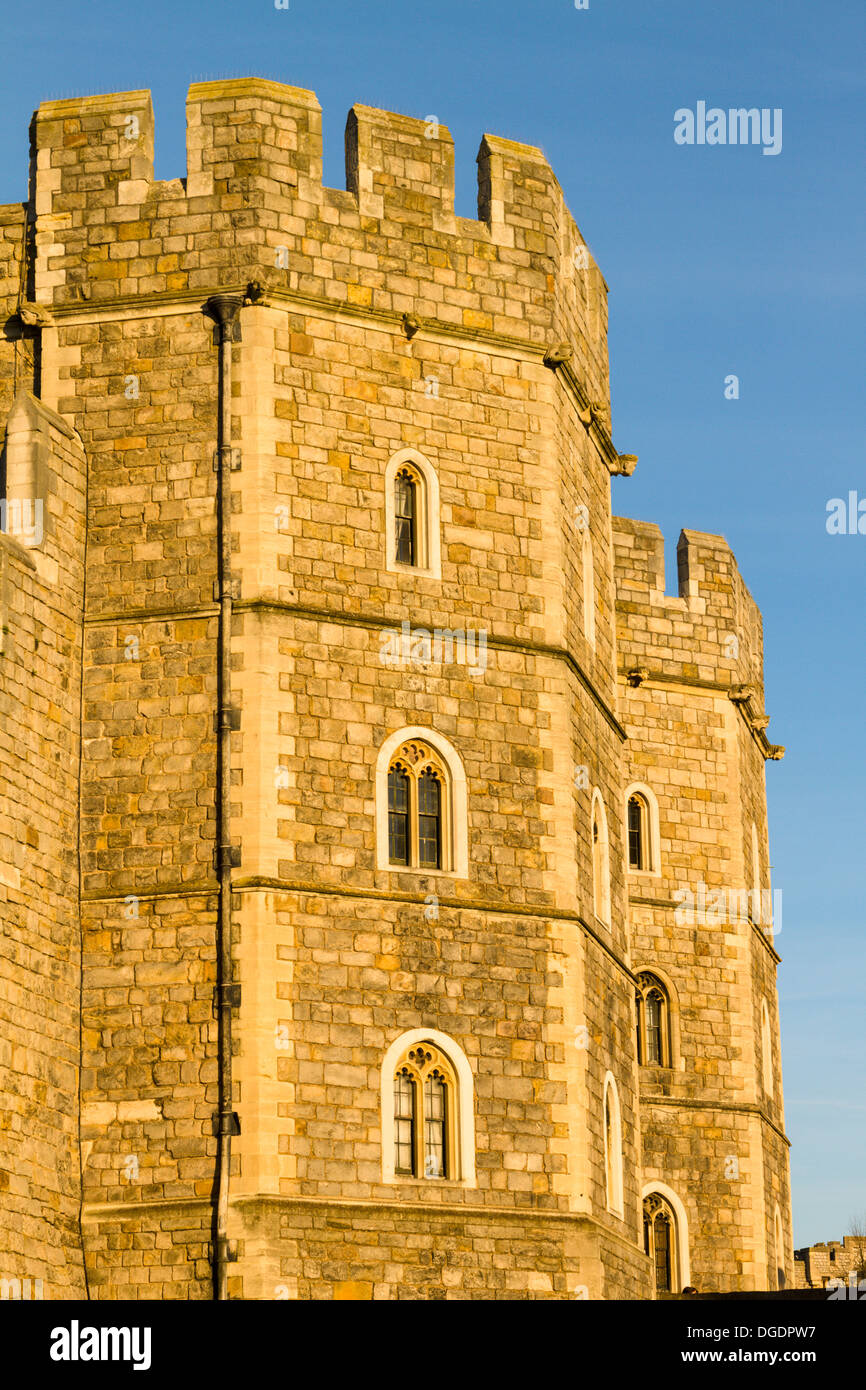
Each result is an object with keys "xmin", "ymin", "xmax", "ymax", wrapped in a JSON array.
[
  {"xmin": 392, "ymin": 1042, "xmax": 457, "ymax": 1180},
  {"xmin": 377, "ymin": 727, "xmax": 467, "ymax": 877},
  {"xmin": 644, "ymin": 1193, "xmax": 679, "ymax": 1294},
  {"xmin": 386, "ymin": 741, "xmax": 448, "ymax": 870},
  {"xmin": 636, "ymin": 972, "xmax": 671, "ymax": 1067}
]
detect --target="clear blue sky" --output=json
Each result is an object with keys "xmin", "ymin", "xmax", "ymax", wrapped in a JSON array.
[{"xmin": 2, "ymin": 0, "xmax": 862, "ymax": 1249}]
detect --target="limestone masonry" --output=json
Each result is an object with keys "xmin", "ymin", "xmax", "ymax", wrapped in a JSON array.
[{"xmin": 0, "ymin": 78, "xmax": 791, "ymax": 1299}]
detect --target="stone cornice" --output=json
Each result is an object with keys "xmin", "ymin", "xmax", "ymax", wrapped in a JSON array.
[
  {"xmin": 628, "ymin": 893, "xmax": 782, "ymax": 964},
  {"xmin": 730, "ymin": 683, "xmax": 785, "ymax": 760},
  {"xmin": 619, "ymin": 668, "xmax": 784, "ymax": 761},
  {"xmin": 640, "ymin": 1094, "xmax": 791, "ymax": 1148},
  {"xmin": 81, "ymin": 596, "xmax": 626, "ymax": 738},
  {"xmin": 41, "ymin": 282, "xmax": 636, "ymax": 479},
  {"xmin": 80, "ymin": 875, "xmax": 639, "ymax": 984},
  {"xmin": 543, "ymin": 344, "xmax": 638, "ymax": 477},
  {"xmin": 83, "ymin": 1192, "xmax": 647, "ymax": 1250},
  {"xmin": 238, "ymin": 598, "xmax": 628, "ymax": 741}
]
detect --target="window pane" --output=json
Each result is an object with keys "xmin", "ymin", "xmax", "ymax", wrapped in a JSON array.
[
  {"xmin": 605, "ymin": 1094, "xmax": 615, "ymax": 1199},
  {"xmin": 388, "ymin": 767, "xmax": 410, "ymax": 865},
  {"xmin": 395, "ymin": 473, "xmax": 416, "ymax": 565},
  {"xmin": 636, "ymin": 991, "xmax": 643, "ymax": 1064},
  {"xmin": 423, "ymin": 1074, "xmax": 446, "ymax": 1178},
  {"xmin": 627, "ymin": 796, "xmax": 643, "ymax": 869},
  {"xmin": 418, "ymin": 771, "xmax": 441, "ymax": 869},
  {"xmin": 654, "ymin": 1214, "xmax": 672, "ymax": 1292},
  {"xmin": 646, "ymin": 991, "xmax": 662, "ymax": 1064},
  {"xmin": 394, "ymin": 1072, "xmax": 415, "ymax": 1175}
]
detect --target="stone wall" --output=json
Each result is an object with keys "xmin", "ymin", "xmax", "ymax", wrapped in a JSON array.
[
  {"xmin": 614, "ymin": 517, "xmax": 792, "ymax": 1291},
  {"xmin": 0, "ymin": 393, "xmax": 87, "ymax": 1297}
]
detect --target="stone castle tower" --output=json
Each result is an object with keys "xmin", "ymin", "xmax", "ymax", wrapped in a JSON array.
[{"xmin": 0, "ymin": 78, "xmax": 791, "ymax": 1299}]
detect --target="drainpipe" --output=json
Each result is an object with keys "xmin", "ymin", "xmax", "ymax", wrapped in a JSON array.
[{"xmin": 203, "ymin": 291, "xmax": 245, "ymax": 1301}]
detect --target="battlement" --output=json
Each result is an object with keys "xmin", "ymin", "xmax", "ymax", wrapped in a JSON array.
[
  {"xmin": 22, "ymin": 78, "xmax": 609, "ymax": 399},
  {"xmin": 613, "ymin": 516, "xmax": 766, "ymax": 699}
]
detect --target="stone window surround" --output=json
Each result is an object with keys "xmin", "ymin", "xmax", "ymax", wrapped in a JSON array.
[
  {"xmin": 603, "ymin": 1071, "xmax": 624, "ymax": 1218},
  {"xmin": 375, "ymin": 726, "xmax": 469, "ymax": 879},
  {"xmin": 623, "ymin": 780, "xmax": 661, "ymax": 879},
  {"xmin": 384, "ymin": 448, "xmax": 441, "ymax": 580},
  {"xmin": 380, "ymin": 1028, "xmax": 476, "ymax": 1187},
  {"xmin": 591, "ymin": 787, "xmax": 612, "ymax": 927},
  {"xmin": 633, "ymin": 964, "xmax": 683, "ymax": 1072},
  {"xmin": 641, "ymin": 1181, "xmax": 691, "ymax": 1291}
]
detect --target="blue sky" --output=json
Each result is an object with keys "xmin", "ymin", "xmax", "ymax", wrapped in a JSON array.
[{"xmin": 1, "ymin": 0, "xmax": 862, "ymax": 1249}]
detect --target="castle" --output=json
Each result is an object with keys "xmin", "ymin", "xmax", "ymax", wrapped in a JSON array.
[{"xmin": 0, "ymin": 79, "xmax": 792, "ymax": 1299}]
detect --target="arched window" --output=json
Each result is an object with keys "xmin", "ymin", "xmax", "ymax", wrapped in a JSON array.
[
  {"xmin": 603, "ymin": 1073, "xmax": 623, "ymax": 1217},
  {"xmin": 774, "ymin": 1206, "xmax": 786, "ymax": 1289},
  {"xmin": 644, "ymin": 1193, "xmax": 679, "ymax": 1294},
  {"xmin": 760, "ymin": 998, "xmax": 774, "ymax": 1096},
  {"xmin": 636, "ymin": 972, "xmax": 671, "ymax": 1067},
  {"xmin": 627, "ymin": 794, "xmax": 645, "ymax": 869},
  {"xmin": 591, "ymin": 789, "xmax": 611, "ymax": 926},
  {"xmin": 381, "ymin": 1029, "xmax": 476, "ymax": 1185},
  {"xmin": 582, "ymin": 529, "xmax": 596, "ymax": 649},
  {"xmin": 394, "ymin": 467, "xmax": 417, "ymax": 565},
  {"xmin": 386, "ymin": 742, "xmax": 446, "ymax": 869},
  {"xmin": 385, "ymin": 449, "xmax": 441, "ymax": 579},
  {"xmin": 624, "ymin": 782, "xmax": 661, "ymax": 875},
  {"xmin": 392, "ymin": 1042, "xmax": 455, "ymax": 1178},
  {"xmin": 642, "ymin": 1183, "xmax": 690, "ymax": 1295},
  {"xmin": 376, "ymin": 727, "xmax": 469, "ymax": 877}
]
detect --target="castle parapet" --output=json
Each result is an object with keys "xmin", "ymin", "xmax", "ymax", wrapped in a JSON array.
[
  {"xmin": 21, "ymin": 78, "xmax": 610, "ymax": 403},
  {"xmin": 614, "ymin": 516, "xmax": 767, "ymax": 707}
]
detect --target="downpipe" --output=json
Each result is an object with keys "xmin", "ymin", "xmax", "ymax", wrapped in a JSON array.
[{"xmin": 204, "ymin": 292, "xmax": 245, "ymax": 1301}]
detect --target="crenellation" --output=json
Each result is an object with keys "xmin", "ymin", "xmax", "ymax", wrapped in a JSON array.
[
  {"xmin": 346, "ymin": 106, "xmax": 456, "ymax": 226},
  {"xmin": 614, "ymin": 518, "xmax": 767, "ymax": 701},
  {"xmin": 18, "ymin": 81, "xmax": 608, "ymax": 413}
]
